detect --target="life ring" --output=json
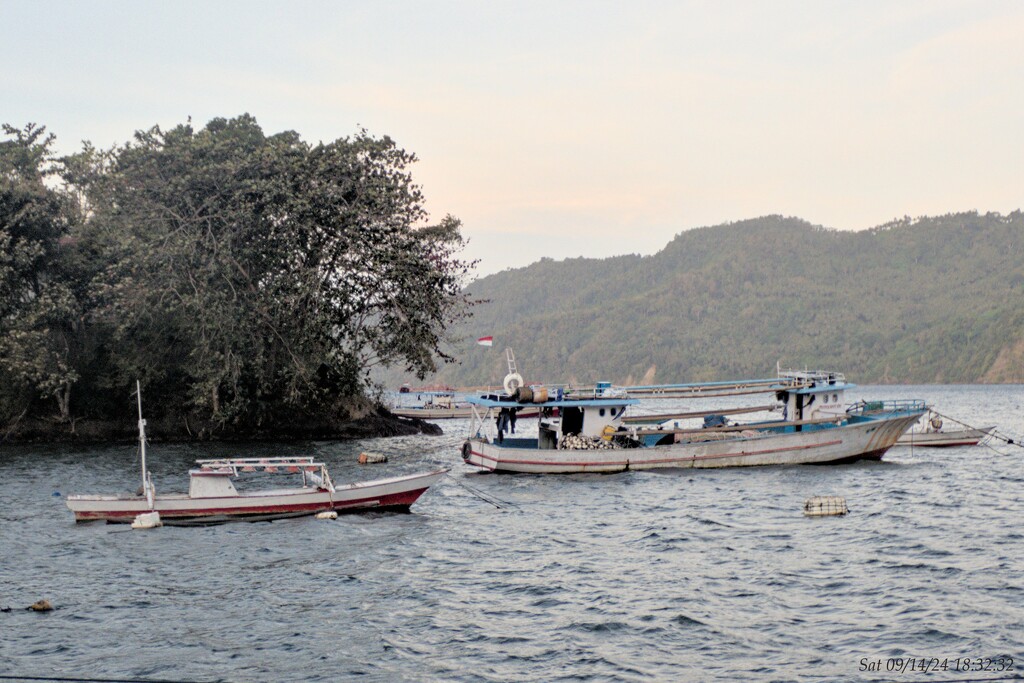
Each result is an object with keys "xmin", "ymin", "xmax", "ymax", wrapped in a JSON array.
[
  {"xmin": 503, "ymin": 372, "xmax": 524, "ymax": 395},
  {"xmin": 929, "ymin": 417, "xmax": 943, "ymax": 431},
  {"xmin": 461, "ymin": 441, "xmax": 473, "ymax": 460}
]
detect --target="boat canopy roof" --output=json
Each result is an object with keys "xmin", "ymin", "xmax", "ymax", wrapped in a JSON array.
[
  {"xmin": 621, "ymin": 378, "xmax": 779, "ymax": 392},
  {"xmin": 465, "ymin": 395, "xmax": 639, "ymax": 409},
  {"xmin": 773, "ymin": 380, "xmax": 856, "ymax": 394}
]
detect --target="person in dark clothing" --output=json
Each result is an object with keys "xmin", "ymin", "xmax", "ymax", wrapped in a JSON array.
[{"xmin": 496, "ymin": 408, "xmax": 511, "ymax": 443}]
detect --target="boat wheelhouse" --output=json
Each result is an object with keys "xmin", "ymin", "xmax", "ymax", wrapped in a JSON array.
[{"xmin": 460, "ymin": 370, "xmax": 925, "ymax": 474}]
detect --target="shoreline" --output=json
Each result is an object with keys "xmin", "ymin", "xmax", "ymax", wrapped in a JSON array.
[{"xmin": 0, "ymin": 405, "xmax": 442, "ymax": 445}]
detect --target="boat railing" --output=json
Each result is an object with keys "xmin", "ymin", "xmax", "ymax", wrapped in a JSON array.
[
  {"xmin": 195, "ymin": 457, "xmax": 324, "ymax": 473},
  {"xmin": 846, "ymin": 399, "xmax": 926, "ymax": 416},
  {"xmin": 776, "ymin": 368, "xmax": 846, "ymax": 386},
  {"xmin": 194, "ymin": 456, "xmax": 334, "ymax": 491}
]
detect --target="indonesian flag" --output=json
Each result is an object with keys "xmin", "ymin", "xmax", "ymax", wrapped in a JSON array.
[{"xmin": 476, "ymin": 336, "xmax": 494, "ymax": 347}]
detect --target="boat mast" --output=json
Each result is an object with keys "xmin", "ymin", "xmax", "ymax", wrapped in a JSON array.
[{"xmin": 136, "ymin": 380, "xmax": 153, "ymax": 509}]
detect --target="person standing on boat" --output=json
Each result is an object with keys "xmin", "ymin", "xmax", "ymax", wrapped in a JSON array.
[{"xmin": 496, "ymin": 408, "xmax": 511, "ymax": 443}]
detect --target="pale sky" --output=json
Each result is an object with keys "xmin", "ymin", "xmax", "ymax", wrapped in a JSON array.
[{"xmin": 4, "ymin": 0, "xmax": 1022, "ymax": 276}]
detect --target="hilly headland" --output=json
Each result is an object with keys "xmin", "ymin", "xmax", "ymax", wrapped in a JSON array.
[{"xmin": 418, "ymin": 212, "xmax": 1024, "ymax": 388}]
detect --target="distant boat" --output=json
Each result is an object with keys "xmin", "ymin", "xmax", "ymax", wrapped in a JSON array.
[
  {"xmin": 460, "ymin": 369, "xmax": 925, "ymax": 473},
  {"xmin": 66, "ymin": 383, "xmax": 446, "ymax": 524},
  {"xmin": 896, "ymin": 412, "xmax": 995, "ymax": 447},
  {"xmin": 394, "ymin": 347, "xmax": 556, "ymax": 421},
  {"xmin": 393, "ymin": 389, "xmax": 542, "ymax": 420}
]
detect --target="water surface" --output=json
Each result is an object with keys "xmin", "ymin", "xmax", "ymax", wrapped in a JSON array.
[{"xmin": 1, "ymin": 385, "xmax": 1022, "ymax": 682}]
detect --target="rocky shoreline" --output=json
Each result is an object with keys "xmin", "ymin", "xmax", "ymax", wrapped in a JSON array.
[{"xmin": 1, "ymin": 404, "xmax": 442, "ymax": 444}]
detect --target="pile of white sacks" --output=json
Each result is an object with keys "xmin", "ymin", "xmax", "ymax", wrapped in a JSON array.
[{"xmin": 558, "ymin": 433, "xmax": 621, "ymax": 450}]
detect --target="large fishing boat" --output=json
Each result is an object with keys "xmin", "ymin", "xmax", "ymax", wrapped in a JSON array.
[
  {"xmin": 460, "ymin": 370, "xmax": 925, "ymax": 473},
  {"xmin": 67, "ymin": 384, "xmax": 446, "ymax": 524}
]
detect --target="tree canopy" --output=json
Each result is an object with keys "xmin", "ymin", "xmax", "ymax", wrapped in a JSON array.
[{"xmin": 1, "ymin": 116, "xmax": 473, "ymax": 437}]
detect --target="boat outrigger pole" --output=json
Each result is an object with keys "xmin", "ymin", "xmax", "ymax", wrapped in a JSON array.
[{"xmin": 136, "ymin": 380, "xmax": 154, "ymax": 510}]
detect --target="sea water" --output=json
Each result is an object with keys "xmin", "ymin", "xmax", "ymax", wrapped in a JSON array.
[{"xmin": 1, "ymin": 385, "xmax": 1022, "ymax": 682}]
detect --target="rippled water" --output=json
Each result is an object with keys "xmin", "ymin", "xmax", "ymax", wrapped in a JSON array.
[{"xmin": 2, "ymin": 385, "xmax": 1023, "ymax": 682}]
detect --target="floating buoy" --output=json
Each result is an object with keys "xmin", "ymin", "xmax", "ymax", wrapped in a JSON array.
[
  {"xmin": 358, "ymin": 452, "xmax": 388, "ymax": 464},
  {"xmin": 131, "ymin": 511, "xmax": 162, "ymax": 529},
  {"xmin": 315, "ymin": 511, "xmax": 338, "ymax": 520},
  {"xmin": 804, "ymin": 496, "xmax": 848, "ymax": 517},
  {"xmin": 27, "ymin": 599, "xmax": 53, "ymax": 612}
]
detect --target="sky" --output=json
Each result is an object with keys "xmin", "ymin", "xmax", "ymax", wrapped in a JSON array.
[{"xmin": 3, "ymin": 0, "xmax": 1022, "ymax": 277}]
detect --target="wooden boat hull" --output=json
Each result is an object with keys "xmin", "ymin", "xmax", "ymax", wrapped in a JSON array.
[
  {"xmin": 67, "ymin": 469, "xmax": 447, "ymax": 524},
  {"xmin": 394, "ymin": 406, "xmax": 542, "ymax": 420},
  {"xmin": 896, "ymin": 425, "xmax": 995, "ymax": 447},
  {"xmin": 463, "ymin": 413, "xmax": 922, "ymax": 474}
]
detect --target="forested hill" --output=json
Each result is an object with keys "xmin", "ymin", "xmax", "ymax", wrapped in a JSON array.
[{"xmin": 423, "ymin": 212, "xmax": 1024, "ymax": 386}]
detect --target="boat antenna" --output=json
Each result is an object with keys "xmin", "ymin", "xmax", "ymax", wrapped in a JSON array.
[{"xmin": 135, "ymin": 380, "xmax": 154, "ymax": 509}]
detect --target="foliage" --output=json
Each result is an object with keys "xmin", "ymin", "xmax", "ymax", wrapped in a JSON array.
[
  {"xmin": 0, "ymin": 116, "xmax": 473, "ymax": 435},
  {"xmin": 0, "ymin": 124, "xmax": 81, "ymax": 421}
]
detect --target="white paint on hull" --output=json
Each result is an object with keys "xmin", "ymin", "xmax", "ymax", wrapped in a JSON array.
[
  {"xmin": 68, "ymin": 470, "xmax": 447, "ymax": 522},
  {"xmin": 464, "ymin": 414, "xmax": 921, "ymax": 474},
  {"xmin": 896, "ymin": 425, "xmax": 995, "ymax": 447}
]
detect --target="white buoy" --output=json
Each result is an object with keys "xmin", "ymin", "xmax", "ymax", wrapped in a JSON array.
[
  {"xmin": 803, "ymin": 496, "xmax": 848, "ymax": 517},
  {"xmin": 315, "ymin": 511, "xmax": 338, "ymax": 520},
  {"xmin": 131, "ymin": 511, "xmax": 163, "ymax": 529}
]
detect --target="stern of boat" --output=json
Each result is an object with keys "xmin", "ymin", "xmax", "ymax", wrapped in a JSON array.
[{"xmin": 462, "ymin": 437, "xmax": 495, "ymax": 471}]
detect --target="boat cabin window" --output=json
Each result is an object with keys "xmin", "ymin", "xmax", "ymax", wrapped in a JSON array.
[
  {"xmin": 832, "ymin": 394, "xmax": 838, "ymax": 402},
  {"xmin": 599, "ymin": 408, "xmax": 606, "ymax": 417}
]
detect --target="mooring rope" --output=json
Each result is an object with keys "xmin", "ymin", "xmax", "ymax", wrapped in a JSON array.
[
  {"xmin": 927, "ymin": 409, "xmax": 1024, "ymax": 456},
  {"xmin": 444, "ymin": 474, "xmax": 519, "ymax": 510}
]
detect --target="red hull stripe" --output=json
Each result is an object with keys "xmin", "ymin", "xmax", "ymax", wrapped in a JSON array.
[
  {"xmin": 74, "ymin": 487, "xmax": 428, "ymax": 522},
  {"xmin": 690, "ymin": 439, "xmax": 842, "ymax": 461}
]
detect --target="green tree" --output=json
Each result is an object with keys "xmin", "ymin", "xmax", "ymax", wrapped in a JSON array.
[
  {"xmin": 0, "ymin": 123, "xmax": 81, "ymax": 422},
  {"xmin": 77, "ymin": 115, "xmax": 473, "ymax": 429}
]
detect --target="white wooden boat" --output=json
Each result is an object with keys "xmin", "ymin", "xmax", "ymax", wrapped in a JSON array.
[
  {"xmin": 896, "ymin": 413, "xmax": 995, "ymax": 447},
  {"xmin": 460, "ymin": 370, "xmax": 926, "ymax": 473},
  {"xmin": 67, "ymin": 459, "xmax": 447, "ymax": 524},
  {"xmin": 67, "ymin": 384, "xmax": 446, "ymax": 524}
]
